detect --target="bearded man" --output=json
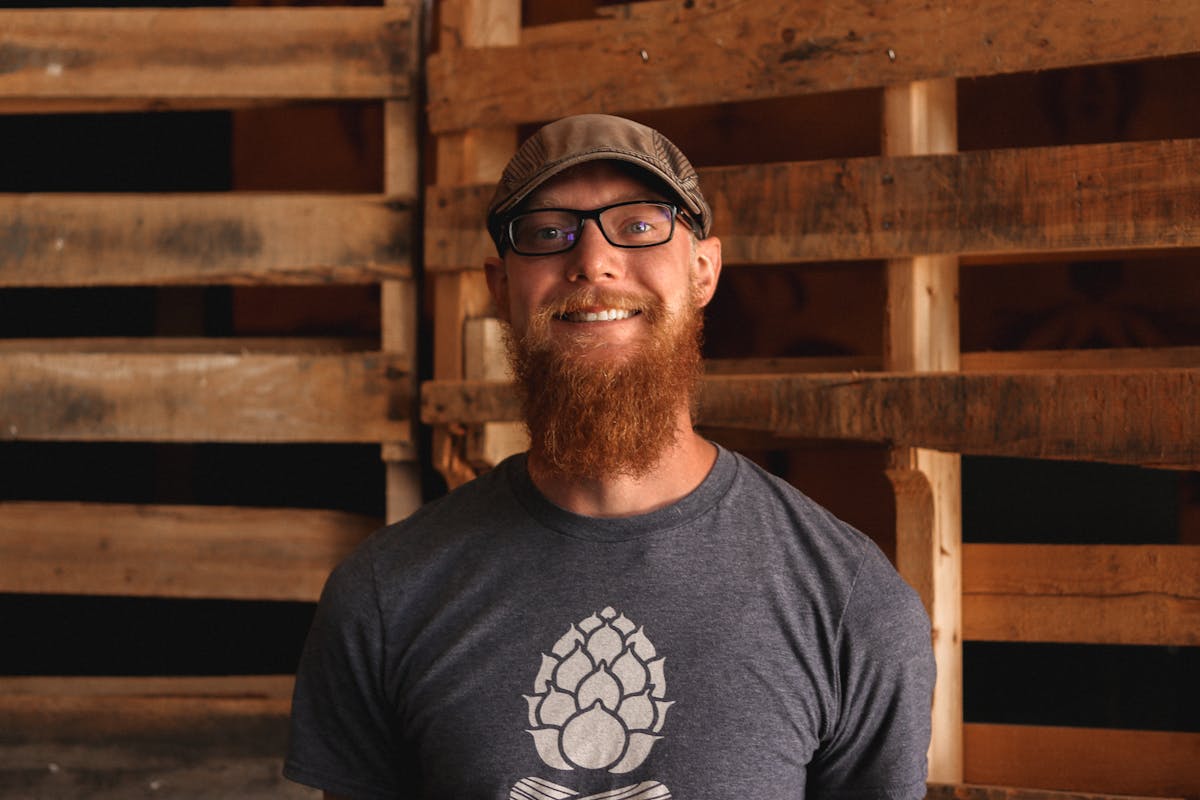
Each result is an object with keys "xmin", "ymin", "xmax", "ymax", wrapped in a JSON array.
[{"xmin": 285, "ymin": 115, "xmax": 935, "ymax": 800}]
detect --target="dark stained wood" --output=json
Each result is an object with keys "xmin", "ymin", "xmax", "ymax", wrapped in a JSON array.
[
  {"xmin": 427, "ymin": 0, "xmax": 1200, "ymax": 132},
  {"xmin": 0, "ymin": 501, "xmax": 379, "ymax": 601},
  {"xmin": 0, "ymin": 194, "xmax": 412, "ymax": 287},
  {"xmin": 963, "ymin": 544, "xmax": 1200, "ymax": 646},
  {"xmin": 425, "ymin": 139, "xmax": 1200, "ymax": 270},
  {"xmin": 1, "ymin": 350, "xmax": 411, "ymax": 443},
  {"xmin": 0, "ymin": 6, "xmax": 415, "ymax": 100},
  {"xmin": 420, "ymin": 368, "xmax": 1200, "ymax": 467}
]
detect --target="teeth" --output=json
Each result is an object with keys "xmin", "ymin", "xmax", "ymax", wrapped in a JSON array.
[{"xmin": 561, "ymin": 308, "xmax": 636, "ymax": 322}]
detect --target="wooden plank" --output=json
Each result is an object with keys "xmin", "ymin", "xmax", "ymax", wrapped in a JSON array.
[
  {"xmin": 884, "ymin": 77, "xmax": 962, "ymax": 783},
  {"xmin": 964, "ymin": 723, "xmax": 1200, "ymax": 798},
  {"xmin": 925, "ymin": 783, "xmax": 1183, "ymax": 800},
  {"xmin": 380, "ymin": 0, "xmax": 423, "ymax": 522},
  {"xmin": 1, "ymin": 351, "xmax": 411, "ymax": 443},
  {"xmin": 427, "ymin": 0, "xmax": 1200, "ymax": 132},
  {"xmin": 708, "ymin": 346, "xmax": 1200, "ymax": 375},
  {"xmin": 0, "ymin": 6, "xmax": 414, "ymax": 100},
  {"xmin": 424, "ymin": 138, "xmax": 1200, "ymax": 270},
  {"xmin": 0, "ymin": 337, "xmax": 376, "ymax": 355},
  {"xmin": 0, "ymin": 501, "xmax": 378, "ymax": 601},
  {"xmin": 0, "ymin": 193, "xmax": 411, "ymax": 287},
  {"xmin": 0, "ymin": 675, "xmax": 293, "ymax": 699},
  {"xmin": 420, "ymin": 368, "xmax": 1200, "ymax": 467},
  {"xmin": 429, "ymin": 0, "xmax": 522, "ymax": 490},
  {"xmin": 963, "ymin": 544, "xmax": 1200, "ymax": 646},
  {"xmin": 0, "ymin": 677, "xmax": 310, "ymax": 799}
]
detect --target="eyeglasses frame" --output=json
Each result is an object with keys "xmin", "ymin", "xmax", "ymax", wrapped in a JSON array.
[{"xmin": 500, "ymin": 199, "xmax": 692, "ymax": 256}]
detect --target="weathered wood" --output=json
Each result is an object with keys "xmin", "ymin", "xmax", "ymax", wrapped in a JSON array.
[
  {"xmin": 0, "ymin": 194, "xmax": 411, "ymax": 287},
  {"xmin": 0, "ymin": 337, "xmax": 376, "ymax": 355},
  {"xmin": 963, "ymin": 544, "xmax": 1200, "ymax": 646},
  {"xmin": 925, "ymin": 783, "xmax": 1183, "ymax": 800},
  {"xmin": 421, "ymin": 368, "xmax": 1200, "ymax": 467},
  {"xmin": 708, "ymin": 346, "xmax": 1200, "ymax": 375},
  {"xmin": 0, "ymin": 677, "xmax": 310, "ymax": 799},
  {"xmin": 964, "ymin": 723, "xmax": 1200, "ymax": 798},
  {"xmin": 0, "ymin": 6, "xmax": 414, "ymax": 100},
  {"xmin": 0, "ymin": 501, "xmax": 378, "ymax": 601},
  {"xmin": 427, "ymin": 0, "xmax": 1200, "ymax": 132},
  {"xmin": 884, "ymin": 77, "xmax": 962, "ymax": 784},
  {"xmin": 1, "ymin": 350, "xmax": 410, "ymax": 443},
  {"xmin": 425, "ymin": 138, "xmax": 1200, "ymax": 270}
]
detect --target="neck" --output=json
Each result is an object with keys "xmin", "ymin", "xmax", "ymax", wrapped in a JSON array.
[{"xmin": 526, "ymin": 410, "xmax": 717, "ymax": 518}]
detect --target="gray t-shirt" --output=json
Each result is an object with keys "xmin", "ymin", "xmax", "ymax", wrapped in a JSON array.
[{"xmin": 285, "ymin": 446, "xmax": 934, "ymax": 799}]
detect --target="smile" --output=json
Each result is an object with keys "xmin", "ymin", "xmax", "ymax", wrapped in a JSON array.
[{"xmin": 555, "ymin": 308, "xmax": 640, "ymax": 323}]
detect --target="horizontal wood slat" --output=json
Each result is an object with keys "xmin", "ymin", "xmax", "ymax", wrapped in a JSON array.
[
  {"xmin": 425, "ymin": 138, "xmax": 1200, "ymax": 270},
  {"xmin": 963, "ymin": 544, "xmax": 1200, "ymax": 646},
  {"xmin": 964, "ymin": 723, "xmax": 1200, "ymax": 798},
  {"xmin": 0, "ymin": 337, "xmax": 379, "ymax": 355},
  {"xmin": 421, "ymin": 368, "xmax": 1200, "ymax": 468},
  {"xmin": 1, "ymin": 351, "xmax": 411, "ymax": 443},
  {"xmin": 0, "ymin": 501, "xmax": 378, "ymax": 601},
  {"xmin": 427, "ymin": 0, "xmax": 1200, "ymax": 132},
  {"xmin": 925, "ymin": 784, "xmax": 1183, "ymax": 800},
  {"xmin": 706, "ymin": 347, "xmax": 1200, "ymax": 376},
  {"xmin": 0, "ymin": 6, "xmax": 415, "ymax": 101},
  {"xmin": 0, "ymin": 194, "xmax": 412, "ymax": 287},
  {"xmin": 0, "ymin": 677, "xmax": 305, "ymax": 800}
]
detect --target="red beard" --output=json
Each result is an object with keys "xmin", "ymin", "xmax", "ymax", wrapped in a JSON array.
[{"xmin": 506, "ymin": 286, "xmax": 704, "ymax": 480}]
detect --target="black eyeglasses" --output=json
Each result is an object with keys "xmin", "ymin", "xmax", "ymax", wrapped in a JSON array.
[{"xmin": 502, "ymin": 200, "xmax": 686, "ymax": 256}]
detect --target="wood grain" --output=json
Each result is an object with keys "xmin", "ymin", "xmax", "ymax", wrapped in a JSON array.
[
  {"xmin": 427, "ymin": 0, "xmax": 1200, "ymax": 131},
  {"xmin": 0, "ymin": 194, "xmax": 411, "ymax": 287},
  {"xmin": 0, "ymin": 6, "xmax": 415, "ymax": 100},
  {"xmin": 0, "ymin": 501, "xmax": 378, "ymax": 601}
]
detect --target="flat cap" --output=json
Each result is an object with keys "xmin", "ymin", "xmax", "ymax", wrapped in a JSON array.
[{"xmin": 486, "ymin": 114, "xmax": 712, "ymax": 251}]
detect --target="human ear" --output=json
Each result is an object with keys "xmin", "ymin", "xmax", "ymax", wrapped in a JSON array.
[
  {"xmin": 483, "ymin": 256, "xmax": 510, "ymax": 321},
  {"xmin": 691, "ymin": 236, "xmax": 722, "ymax": 307}
]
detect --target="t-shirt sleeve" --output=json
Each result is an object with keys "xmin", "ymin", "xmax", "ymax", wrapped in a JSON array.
[
  {"xmin": 284, "ymin": 547, "xmax": 412, "ymax": 798},
  {"xmin": 807, "ymin": 543, "xmax": 936, "ymax": 800}
]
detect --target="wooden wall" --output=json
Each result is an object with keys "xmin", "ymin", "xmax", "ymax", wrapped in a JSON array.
[
  {"xmin": 0, "ymin": 1, "xmax": 420, "ymax": 795},
  {"xmin": 423, "ymin": 0, "xmax": 1199, "ymax": 796}
]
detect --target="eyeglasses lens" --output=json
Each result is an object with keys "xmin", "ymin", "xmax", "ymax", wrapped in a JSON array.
[{"xmin": 508, "ymin": 202, "xmax": 675, "ymax": 255}]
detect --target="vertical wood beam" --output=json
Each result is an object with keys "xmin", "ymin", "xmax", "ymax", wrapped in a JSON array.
[
  {"xmin": 381, "ymin": 0, "xmax": 421, "ymax": 522},
  {"xmin": 882, "ymin": 78, "xmax": 964, "ymax": 783},
  {"xmin": 431, "ymin": 0, "xmax": 521, "ymax": 488}
]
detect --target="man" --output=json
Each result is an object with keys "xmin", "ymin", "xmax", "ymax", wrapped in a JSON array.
[{"xmin": 285, "ymin": 114, "xmax": 935, "ymax": 799}]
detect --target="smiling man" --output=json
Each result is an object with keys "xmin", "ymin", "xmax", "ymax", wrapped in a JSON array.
[{"xmin": 285, "ymin": 114, "xmax": 935, "ymax": 799}]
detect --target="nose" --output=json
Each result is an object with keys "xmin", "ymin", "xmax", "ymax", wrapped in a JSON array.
[{"xmin": 564, "ymin": 219, "xmax": 623, "ymax": 283}]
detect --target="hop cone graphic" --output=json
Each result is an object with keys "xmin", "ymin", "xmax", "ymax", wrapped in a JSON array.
[{"xmin": 524, "ymin": 607, "xmax": 673, "ymax": 774}]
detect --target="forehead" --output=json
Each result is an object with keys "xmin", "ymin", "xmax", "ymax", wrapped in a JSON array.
[{"xmin": 522, "ymin": 161, "xmax": 672, "ymax": 210}]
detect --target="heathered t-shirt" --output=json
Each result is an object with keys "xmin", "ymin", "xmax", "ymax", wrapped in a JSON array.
[{"xmin": 285, "ymin": 446, "xmax": 934, "ymax": 799}]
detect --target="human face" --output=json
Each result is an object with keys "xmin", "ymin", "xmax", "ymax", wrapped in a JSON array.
[{"xmin": 485, "ymin": 162, "xmax": 721, "ymax": 363}]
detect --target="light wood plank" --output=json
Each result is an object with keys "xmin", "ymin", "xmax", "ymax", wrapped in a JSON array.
[
  {"xmin": 427, "ymin": 0, "xmax": 1200, "ymax": 132},
  {"xmin": 0, "ymin": 6, "xmax": 414, "ymax": 100},
  {"xmin": 963, "ymin": 544, "xmax": 1200, "ymax": 646},
  {"xmin": 964, "ymin": 723, "xmax": 1200, "ymax": 798},
  {"xmin": 0, "ymin": 501, "xmax": 377, "ymax": 601},
  {"xmin": 425, "ymin": 138, "xmax": 1200, "ymax": 270},
  {"xmin": 884, "ymin": 77, "xmax": 963, "ymax": 783},
  {"xmin": 0, "ymin": 193, "xmax": 411, "ymax": 287},
  {"xmin": 1, "ymin": 351, "xmax": 410, "ymax": 443},
  {"xmin": 421, "ymin": 368, "xmax": 1200, "ymax": 467}
]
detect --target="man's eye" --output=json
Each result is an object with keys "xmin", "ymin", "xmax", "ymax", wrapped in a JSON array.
[{"xmin": 534, "ymin": 227, "xmax": 564, "ymax": 240}]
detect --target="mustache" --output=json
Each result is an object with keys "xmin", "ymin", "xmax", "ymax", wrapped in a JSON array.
[{"xmin": 532, "ymin": 287, "xmax": 663, "ymax": 324}]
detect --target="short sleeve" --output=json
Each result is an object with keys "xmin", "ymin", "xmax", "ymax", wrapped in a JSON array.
[
  {"xmin": 807, "ymin": 544, "xmax": 936, "ymax": 799},
  {"xmin": 284, "ymin": 547, "xmax": 413, "ymax": 798}
]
